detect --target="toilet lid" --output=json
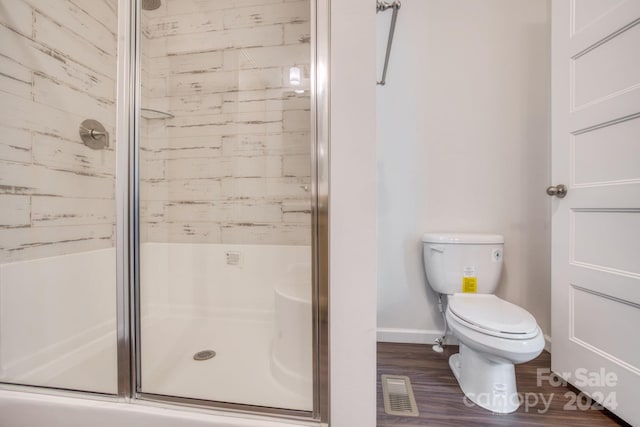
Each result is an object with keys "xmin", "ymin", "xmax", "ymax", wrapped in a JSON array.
[{"xmin": 448, "ymin": 294, "xmax": 538, "ymax": 336}]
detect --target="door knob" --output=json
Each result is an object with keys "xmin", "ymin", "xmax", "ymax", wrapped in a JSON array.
[{"xmin": 546, "ymin": 184, "xmax": 567, "ymax": 198}]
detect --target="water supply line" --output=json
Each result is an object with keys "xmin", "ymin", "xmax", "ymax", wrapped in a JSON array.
[
  {"xmin": 433, "ymin": 293, "xmax": 448, "ymax": 353},
  {"xmin": 377, "ymin": 0, "xmax": 401, "ymax": 86}
]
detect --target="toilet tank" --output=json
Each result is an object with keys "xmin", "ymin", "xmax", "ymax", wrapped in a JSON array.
[{"xmin": 422, "ymin": 233, "xmax": 504, "ymax": 295}]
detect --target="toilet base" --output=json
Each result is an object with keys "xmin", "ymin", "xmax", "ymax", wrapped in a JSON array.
[{"xmin": 449, "ymin": 344, "xmax": 520, "ymax": 414}]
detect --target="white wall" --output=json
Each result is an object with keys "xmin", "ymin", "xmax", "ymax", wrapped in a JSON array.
[
  {"xmin": 377, "ymin": 0, "xmax": 551, "ymax": 343},
  {"xmin": 329, "ymin": 0, "xmax": 377, "ymax": 425}
]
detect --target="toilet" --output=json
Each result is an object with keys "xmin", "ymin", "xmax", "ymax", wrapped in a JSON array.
[{"xmin": 422, "ymin": 233, "xmax": 544, "ymax": 414}]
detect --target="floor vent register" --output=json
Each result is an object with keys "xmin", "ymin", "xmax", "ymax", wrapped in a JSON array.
[{"xmin": 381, "ymin": 374, "xmax": 419, "ymax": 417}]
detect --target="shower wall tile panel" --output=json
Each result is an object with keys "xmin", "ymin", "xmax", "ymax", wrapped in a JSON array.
[
  {"xmin": 0, "ymin": 126, "xmax": 32, "ymax": 164},
  {"xmin": 164, "ymin": 25, "xmax": 284, "ymax": 55},
  {"xmin": 140, "ymin": 0, "xmax": 311, "ymax": 245},
  {"xmin": 165, "ymin": 0, "xmax": 283, "ymax": 16},
  {"xmin": 0, "ymin": 0, "xmax": 118, "ymax": 263}
]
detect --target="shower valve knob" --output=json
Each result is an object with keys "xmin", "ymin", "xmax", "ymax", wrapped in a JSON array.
[{"xmin": 79, "ymin": 119, "xmax": 109, "ymax": 150}]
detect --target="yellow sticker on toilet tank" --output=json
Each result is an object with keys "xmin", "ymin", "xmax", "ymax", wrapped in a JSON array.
[{"xmin": 462, "ymin": 277, "xmax": 477, "ymax": 293}]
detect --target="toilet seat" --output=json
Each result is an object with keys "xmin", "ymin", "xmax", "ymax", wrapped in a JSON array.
[{"xmin": 447, "ymin": 294, "xmax": 538, "ymax": 340}]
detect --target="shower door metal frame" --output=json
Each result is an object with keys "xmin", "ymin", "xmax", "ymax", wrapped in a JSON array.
[
  {"xmin": 116, "ymin": 0, "xmax": 136, "ymax": 400},
  {"xmin": 0, "ymin": 0, "xmax": 134, "ymax": 402},
  {"xmin": 125, "ymin": 0, "xmax": 331, "ymax": 423},
  {"xmin": 0, "ymin": 0, "xmax": 329, "ymax": 422}
]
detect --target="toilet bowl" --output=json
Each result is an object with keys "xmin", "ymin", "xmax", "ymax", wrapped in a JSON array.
[
  {"xmin": 422, "ymin": 233, "xmax": 544, "ymax": 413},
  {"xmin": 445, "ymin": 293, "xmax": 544, "ymax": 413}
]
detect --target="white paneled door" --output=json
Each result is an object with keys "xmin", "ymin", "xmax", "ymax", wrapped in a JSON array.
[{"xmin": 551, "ymin": 1, "xmax": 640, "ymax": 425}]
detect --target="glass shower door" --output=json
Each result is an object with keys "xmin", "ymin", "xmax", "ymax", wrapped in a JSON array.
[
  {"xmin": 137, "ymin": 0, "xmax": 314, "ymax": 412},
  {"xmin": 0, "ymin": 0, "xmax": 120, "ymax": 394}
]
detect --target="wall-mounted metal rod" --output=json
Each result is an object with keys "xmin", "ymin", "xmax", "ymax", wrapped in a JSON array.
[{"xmin": 377, "ymin": 0, "xmax": 401, "ymax": 86}]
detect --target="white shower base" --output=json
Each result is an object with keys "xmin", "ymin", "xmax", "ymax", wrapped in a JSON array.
[
  {"xmin": 0, "ymin": 390, "xmax": 317, "ymax": 427},
  {"xmin": 36, "ymin": 313, "xmax": 310, "ymax": 410},
  {"xmin": 0, "ymin": 248, "xmax": 118, "ymax": 393},
  {"xmin": 139, "ymin": 242, "xmax": 313, "ymax": 411},
  {"xmin": 0, "ymin": 242, "xmax": 314, "ymax": 422},
  {"xmin": 140, "ymin": 314, "xmax": 309, "ymax": 410}
]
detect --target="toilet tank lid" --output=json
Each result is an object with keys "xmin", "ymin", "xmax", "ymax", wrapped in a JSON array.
[{"xmin": 422, "ymin": 233, "xmax": 504, "ymax": 244}]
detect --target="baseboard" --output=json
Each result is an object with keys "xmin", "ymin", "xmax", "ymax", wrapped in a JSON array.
[
  {"xmin": 544, "ymin": 334, "xmax": 552, "ymax": 353},
  {"xmin": 377, "ymin": 328, "xmax": 458, "ymax": 345}
]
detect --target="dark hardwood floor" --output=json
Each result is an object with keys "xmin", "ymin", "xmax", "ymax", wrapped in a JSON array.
[{"xmin": 377, "ymin": 342, "xmax": 629, "ymax": 427}]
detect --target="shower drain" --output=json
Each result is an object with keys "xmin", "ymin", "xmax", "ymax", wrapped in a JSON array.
[{"xmin": 193, "ymin": 350, "xmax": 216, "ymax": 361}]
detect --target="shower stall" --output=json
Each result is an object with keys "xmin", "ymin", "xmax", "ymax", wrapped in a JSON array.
[{"xmin": 0, "ymin": 0, "xmax": 328, "ymax": 423}]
